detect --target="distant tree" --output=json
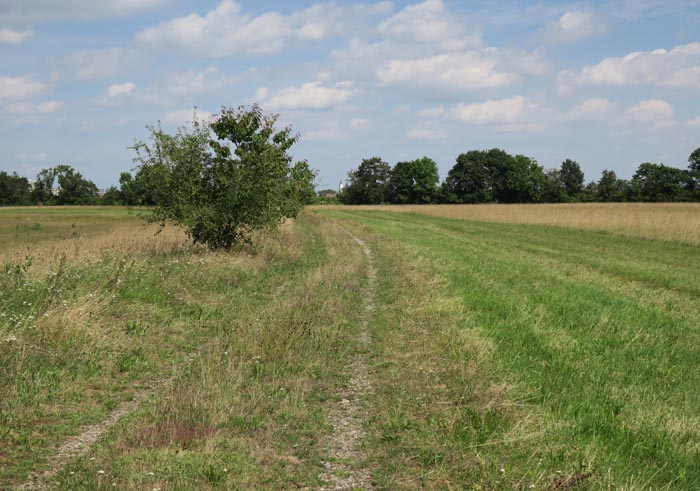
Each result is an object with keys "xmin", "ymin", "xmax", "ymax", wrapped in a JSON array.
[
  {"xmin": 100, "ymin": 186, "xmax": 123, "ymax": 205},
  {"xmin": 596, "ymin": 169, "xmax": 628, "ymax": 202},
  {"xmin": 559, "ymin": 159, "xmax": 585, "ymax": 199},
  {"xmin": 542, "ymin": 169, "xmax": 568, "ymax": 202},
  {"xmin": 629, "ymin": 163, "xmax": 692, "ymax": 202},
  {"xmin": 443, "ymin": 150, "xmax": 495, "ymax": 203},
  {"xmin": 499, "ymin": 154, "xmax": 545, "ymax": 203},
  {"xmin": 388, "ymin": 157, "xmax": 440, "ymax": 204},
  {"xmin": 133, "ymin": 105, "xmax": 315, "ymax": 249},
  {"xmin": 582, "ymin": 180, "xmax": 598, "ymax": 202},
  {"xmin": 54, "ymin": 165, "xmax": 99, "ymax": 205},
  {"xmin": 689, "ymin": 147, "xmax": 700, "ymax": 174},
  {"xmin": 0, "ymin": 171, "xmax": 32, "ymax": 205},
  {"xmin": 31, "ymin": 167, "xmax": 57, "ymax": 204},
  {"xmin": 118, "ymin": 172, "xmax": 140, "ymax": 206},
  {"xmin": 132, "ymin": 164, "xmax": 167, "ymax": 206},
  {"xmin": 443, "ymin": 149, "xmax": 544, "ymax": 204},
  {"xmin": 287, "ymin": 160, "xmax": 318, "ymax": 209},
  {"xmin": 340, "ymin": 157, "xmax": 391, "ymax": 204},
  {"xmin": 688, "ymin": 147, "xmax": 700, "ymax": 200}
]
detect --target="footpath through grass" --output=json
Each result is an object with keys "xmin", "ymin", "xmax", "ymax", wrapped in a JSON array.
[
  {"xmin": 3, "ymin": 206, "xmax": 699, "ymax": 490},
  {"xmin": 321, "ymin": 209, "xmax": 700, "ymax": 490},
  {"xmin": 1, "ymin": 209, "xmax": 369, "ymax": 489}
]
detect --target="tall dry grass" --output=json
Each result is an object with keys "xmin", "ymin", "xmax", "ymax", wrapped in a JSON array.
[
  {"xmin": 0, "ymin": 215, "xmax": 190, "ymax": 278},
  {"xmin": 314, "ymin": 203, "xmax": 700, "ymax": 245}
]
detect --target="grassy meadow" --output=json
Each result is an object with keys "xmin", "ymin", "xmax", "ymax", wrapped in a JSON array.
[
  {"xmin": 1, "ymin": 204, "xmax": 699, "ymax": 489},
  {"xmin": 314, "ymin": 202, "xmax": 700, "ymax": 245}
]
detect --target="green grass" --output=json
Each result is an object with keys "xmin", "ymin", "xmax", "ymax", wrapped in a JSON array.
[
  {"xmin": 320, "ymin": 210, "xmax": 700, "ymax": 490},
  {"xmin": 1, "ymin": 208, "xmax": 369, "ymax": 489},
  {"xmin": 3, "ymin": 206, "xmax": 699, "ymax": 489}
]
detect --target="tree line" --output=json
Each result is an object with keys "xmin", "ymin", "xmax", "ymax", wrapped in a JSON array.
[
  {"xmin": 340, "ymin": 147, "xmax": 700, "ymax": 204},
  {"xmin": 0, "ymin": 164, "xmax": 149, "ymax": 206},
  {"xmin": 2, "ymin": 146, "xmax": 699, "ymax": 207}
]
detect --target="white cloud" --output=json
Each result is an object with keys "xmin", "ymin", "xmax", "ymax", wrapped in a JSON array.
[
  {"xmin": 4, "ymin": 102, "xmax": 33, "ymax": 115},
  {"xmin": 36, "ymin": 100, "xmax": 64, "ymax": 113},
  {"xmin": 687, "ymin": 117, "xmax": 700, "ymax": 128},
  {"xmin": 377, "ymin": 50, "xmax": 545, "ymax": 93},
  {"xmin": 418, "ymin": 106, "xmax": 446, "ymax": 118},
  {"xmin": 350, "ymin": 118, "xmax": 373, "ymax": 130},
  {"xmin": 71, "ymin": 48, "xmax": 143, "ymax": 80},
  {"xmin": 15, "ymin": 152, "xmax": 48, "ymax": 162},
  {"xmin": 3, "ymin": 99, "xmax": 63, "ymax": 124},
  {"xmin": 0, "ymin": 28, "xmax": 32, "ymax": 44},
  {"xmin": 451, "ymin": 96, "xmax": 542, "ymax": 125},
  {"xmin": 106, "ymin": 82, "xmax": 136, "ymax": 97},
  {"xmin": 624, "ymin": 98, "xmax": 674, "ymax": 122},
  {"xmin": 358, "ymin": 1, "xmax": 394, "ymax": 16},
  {"xmin": 330, "ymin": 0, "xmax": 494, "ymax": 88},
  {"xmin": 378, "ymin": 0, "xmax": 481, "ymax": 50},
  {"xmin": 565, "ymin": 97, "xmax": 616, "ymax": 121},
  {"xmin": 561, "ymin": 42, "xmax": 700, "ymax": 88},
  {"xmin": 255, "ymin": 81, "xmax": 355, "ymax": 111},
  {"xmin": 161, "ymin": 109, "xmax": 214, "ymax": 126},
  {"xmin": 135, "ymin": 0, "xmax": 391, "ymax": 57},
  {"xmin": 79, "ymin": 118, "xmax": 128, "ymax": 133},
  {"xmin": 305, "ymin": 125, "xmax": 352, "ymax": 142},
  {"xmin": 0, "ymin": 75, "xmax": 48, "ymax": 102},
  {"xmin": 534, "ymin": 11, "xmax": 606, "ymax": 44},
  {"xmin": 407, "ymin": 123, "xmax": 447, "ymax": 140},
  {"xmin": 0, "ymin": 0, "xmax": 170, "ymax": 24},
  {"xmin": 136, "ymin": 1, "xmax": 288, "ymax": 56}
]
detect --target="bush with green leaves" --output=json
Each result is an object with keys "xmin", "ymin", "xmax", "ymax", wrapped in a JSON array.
[{"xmin": 132, "ymin": 105, "xmax": 316, "ymax": 250}]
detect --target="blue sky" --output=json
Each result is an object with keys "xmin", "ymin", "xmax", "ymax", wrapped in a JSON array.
[{"xmin": 1, "ymin": 0, "xmax": 699, "ymax": 189}]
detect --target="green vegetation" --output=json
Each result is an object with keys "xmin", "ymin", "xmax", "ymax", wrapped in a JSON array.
[
  {"xmin": 320, "ymin": 209, "xmax": 700, "ymax": 489},
  {"xmin": 133, "ymin": 105, "xmax": 317, "ymax": 249},
  {"xmin": 0, "ymin": 207, "xmax": 367, "ymax": 489},
  {"xmin": 339, "ymin": 146, "xmax": 700, "ymax": 204},
  {"xmin": 2, "ymin": 206, "xmax": 699, "ymax": 489}
]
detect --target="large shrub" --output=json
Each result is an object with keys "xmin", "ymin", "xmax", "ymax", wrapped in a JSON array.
[{"xmin": 132, "ymin": 105, "xmax": 316, "ymax": 249}]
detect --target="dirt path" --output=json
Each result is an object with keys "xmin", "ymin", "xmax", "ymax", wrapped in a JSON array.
[
  {"xmin": 13, "ymin": 350, "xmax": 202, "ymax": 491},
  {"xmin": 317, "ymin": 231, "xmax": 376, "ymax": 491}
]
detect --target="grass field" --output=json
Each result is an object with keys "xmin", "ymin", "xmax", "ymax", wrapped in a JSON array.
[
  {"xmin": 314, "ymin": 203, "xmax": 700, "ymax": 245},
  {"xmin": 1, "ymin": 205, "xmax": 699, "ymax": 490}
]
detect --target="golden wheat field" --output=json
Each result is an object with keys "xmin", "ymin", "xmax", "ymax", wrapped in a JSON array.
[{"xmin": 314, "ymin": 202, "xmax": 700, "ymax": 245}]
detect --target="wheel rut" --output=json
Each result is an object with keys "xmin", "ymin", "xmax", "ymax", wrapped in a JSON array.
[
  {"xmin": 317, "ymin": 230, "xmax": 376, "ymax": 491},
  {"xmin": 13, "ymin": 349, "xmax": 201, "ymax": 491}
]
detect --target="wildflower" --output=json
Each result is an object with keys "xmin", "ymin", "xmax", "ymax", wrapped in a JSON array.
[
  {"xmin": 97, "ymin": 470, "xmax": 105, "ymax": 475},
  {"xmin": 499, "ymin": 467, "xmax": 505, "ymax": 474}
]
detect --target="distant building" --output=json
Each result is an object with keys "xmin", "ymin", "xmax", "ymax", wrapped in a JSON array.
[{"xmin": 317, "ymin": 189, "xmax": 337, "ymax": 199}]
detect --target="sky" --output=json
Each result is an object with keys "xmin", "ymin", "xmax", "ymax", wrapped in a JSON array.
[{"xmin": 1, "ymin": 0, "xmax": 699, "ymax": 190}]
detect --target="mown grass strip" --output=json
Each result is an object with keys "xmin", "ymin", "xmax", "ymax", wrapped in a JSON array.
[{"xmin": 321, "ymin": 210, "xmax": 700, "ymax": 490}]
